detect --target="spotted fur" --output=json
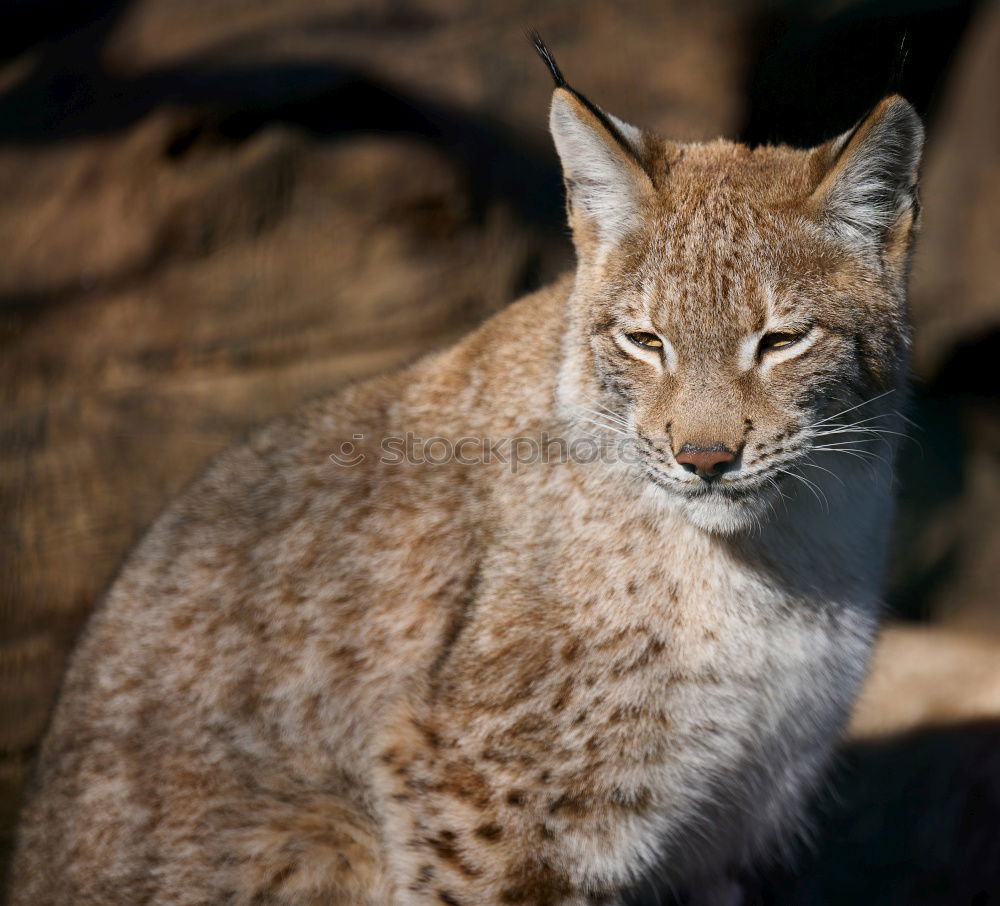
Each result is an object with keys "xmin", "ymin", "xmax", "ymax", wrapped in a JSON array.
[{"xmin": 10, "ymin": 45, "xmax": 922, "ymax": 906}]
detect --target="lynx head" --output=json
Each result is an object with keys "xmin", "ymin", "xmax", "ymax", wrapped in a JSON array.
[{"xmin": 533, "ymin": 35, "xmax": 923, "ymax": 534}]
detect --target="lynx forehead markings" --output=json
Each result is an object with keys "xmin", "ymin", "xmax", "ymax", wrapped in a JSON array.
[{"xmin": 10, "ymin": 33, "xmax": 922, "ymax": 906}]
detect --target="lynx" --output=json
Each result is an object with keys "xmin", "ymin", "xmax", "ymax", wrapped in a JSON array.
[{"xmin": 10, "ymin": 37, "xmax": 923, "ymax": 906}]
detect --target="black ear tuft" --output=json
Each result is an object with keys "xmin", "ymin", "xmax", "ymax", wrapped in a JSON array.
[{"xmin": 528, "ymin": 30, "xmax": 566, "ymax": 88}]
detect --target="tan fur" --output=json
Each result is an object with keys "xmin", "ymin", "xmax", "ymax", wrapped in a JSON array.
[{"xmin": 9, "ymin": 64, "xmax": 923, "ymax": 905}]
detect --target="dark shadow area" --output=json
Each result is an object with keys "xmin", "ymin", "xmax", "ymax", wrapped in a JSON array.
[
  {"xmin": 886, "ymin": 328, "xmax": 1000, "ymax": 621},
  {"xmin": 885, "ymin": 393, "xmax": 965, "ymax": 622},
  {"xmin": 0, "ymin": 0, "xmax": 130, "ymax": 63},
  {"xmin": 757, "ymin": 720, "xmax": 1000, "ymax": 905},
  {"xmin": 0, "ymin": 0, "xmax": 134, "ymax": 134},
  {"xmin": 740, "ymin": 0, "xmax": 981, "ymax": 145},
  {"xmin": 627, "ymin": 721, "xmax": 1000, "ymax": 906},
  {"xmin": 929, "ymin": 327, "xmax": 1000, "ymax": 402}
]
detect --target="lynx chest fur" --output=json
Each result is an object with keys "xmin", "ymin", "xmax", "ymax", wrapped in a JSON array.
[
  {"xmin": 373, "ymin": 336, "xmax": 889, "ymax": 903},
  {"xmin": 10, "ymin": 38, "xmax": 922, "ymax": 906}
]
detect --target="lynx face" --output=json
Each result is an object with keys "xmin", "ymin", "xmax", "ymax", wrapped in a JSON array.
[
  {"xmin": 543, "ymin": 48, "xmax": 922, "ymax": 533},
  {"xmin": 582, "ymin": 182, "xmax": 909, "ymax": 533}
]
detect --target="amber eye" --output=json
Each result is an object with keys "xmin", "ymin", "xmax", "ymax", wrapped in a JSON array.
[
  {"xmin": 627, "ymin": 332, "xmax": 664, "ymax": 349},
  {"xmin": 758, "ymin": 332, "xmax": 803, "ymax": 355}
]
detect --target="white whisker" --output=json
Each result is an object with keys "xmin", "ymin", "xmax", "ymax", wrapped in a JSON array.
[
  {"xmin": 810, "ymin": 389, "xmax": 896, "ymax": 428},
  {"xmin": 815, "ymin": 425, "xmax": 908, "ymax": 440},
  {"xmin": 813, "ymin": 443, "xmax": 890, "ymax": 467},
  {"xmin": 580, "ymin": 395, "xmax": 630, "ymax": 427},
  {"xmin": 776, "ymin": 467, "xmax": 829, "ymax": 512},
  {"xmin": 575, "ymin": 413, "xmax": 628, "ymax": 438},
  {"xmin": 800, "ymin": 460, "xmax": 845, "ymax": 486},
  {"xmin": 819, "ymin": 412, "xmax": 904, "ymax": 430},
  {"xmin": 810, "ymin": 446, "xmax": 876, "ymax": 465},
  {"xmin": 578, "ymin": 404, "xmax": 629, "ymax": 426}
]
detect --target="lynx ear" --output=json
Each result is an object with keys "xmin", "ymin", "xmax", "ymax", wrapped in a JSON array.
[
  {"xmin": 549, "ymin": 90, "xmax": 653, "ymax": 242},
  {"xmin": 810, "ymin": 95, "xmax": 924, "ymax": 253},
  {"xmin": 531, "ymin": 34, "xmax": 653, "ymax": 245}
]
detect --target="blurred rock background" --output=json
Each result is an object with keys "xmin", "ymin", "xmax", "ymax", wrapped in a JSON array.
[{"xmin": 0, "ymin": 0, "xmax": 997, "ymax": 902}]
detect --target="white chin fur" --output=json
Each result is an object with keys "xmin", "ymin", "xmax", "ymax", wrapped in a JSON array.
[
  {"xmin": 676, "ymin": 494, "xmax": 761, "ymax": 535},
  {"xmin": 642, "ymin": 483, "xmax": 773, "ymax": 535}
]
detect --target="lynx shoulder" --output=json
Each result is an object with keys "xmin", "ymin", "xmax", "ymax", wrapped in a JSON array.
[{"xmin": 10, "ymin": 37, "xmax": 922, "ymax": 906}]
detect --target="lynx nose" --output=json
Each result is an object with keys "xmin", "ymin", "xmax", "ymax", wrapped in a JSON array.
[{"xmin": 674, "ymin": 443, "xmax": 737, "ymax": 479}]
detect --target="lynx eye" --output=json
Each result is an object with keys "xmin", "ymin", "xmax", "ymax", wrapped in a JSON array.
[
  {"xmin": 627, "ymin": 332, "xmax": 664, "ymax": 349},
  {"xmin": 758, "ymin": 332, "xmax": 803, "ymax": 354}
]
